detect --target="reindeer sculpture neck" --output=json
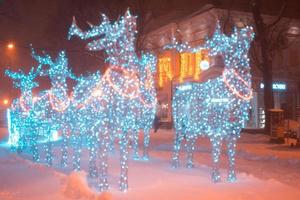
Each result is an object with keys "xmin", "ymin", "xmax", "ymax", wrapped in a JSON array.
[
  {"xmin": 223, "ymin": 27, "xmax": 253, "ymax": 82},
  {"xmin": 221, "ymin": 27, "xmax": 254, "ymax": 101}
]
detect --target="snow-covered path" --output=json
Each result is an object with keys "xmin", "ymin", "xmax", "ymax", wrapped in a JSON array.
[{"xmin": 1, "ymin": 128, "xmax": 300, "ymax": 200}]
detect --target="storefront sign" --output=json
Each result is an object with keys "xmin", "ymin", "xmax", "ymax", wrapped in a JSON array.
[
  {"xmin": 177, "ymin": 84, "xmax": 192, "ymax": 91},
  {"xmin": 211, "ymin": 98, "xmax": 229, "ymax": 103},
  {"xmin": 260, "ymin": 82, "xmax": 287, "ymax": 90}
]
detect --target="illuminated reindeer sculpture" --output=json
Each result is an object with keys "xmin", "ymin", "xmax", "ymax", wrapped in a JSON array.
[
  {"xmin": 31, "ymin": 49, "xmax": 77, "ymax": 166},
  {"xmin": 171, "ymin": 24, "xmax": 254, "ymax": 182},
  {"xmin": 68, "ymin": 10, "xmax": 157, "ymax": 191},
  {"xmin": 5, "ymin": 65, "xmax": 41, "ymax": 161}
]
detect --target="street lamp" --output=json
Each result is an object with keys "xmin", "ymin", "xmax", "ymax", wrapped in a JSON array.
[
  {"xmin": 6, "ymin": 42, "xmax": 16, "ymax": 67},
  {"xmin": 7, "ymin": 43, "xmax": 14, "ymax": 50},
  {"xmin": 3, "ymin": 99, "xmax": 9, "ymax": 106}
]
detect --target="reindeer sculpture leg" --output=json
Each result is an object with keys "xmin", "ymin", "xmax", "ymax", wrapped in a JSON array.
[
  {"xmin": 61, "ymin": 129, "xmax": 68, "ymax": 167},
  {"xmin": 30, "ymin": 127, "xmax": 39, "ymax": 162},
  {"xmin": 72, "ymin": 134, "xmax": 82, "ymax": 171},
  {"xmin": 18, "ymin": 125, "xmax": 28, "ymax": 153},
  {"xmin": 143, "ymin": 128, "xmax": 151, "ymax": 160},
  {"xmin": 45, "ymin": 127, "xmax": 53, "ymax": 166},
  {"xmin": 98, "ymin": 128, "xmax": 110, "ymax": 192},
  {"xmin": 88, "ymin": 132, "xmax": 98, "ymax": 178},
  {"xmin": 172, "ymin": 131, "xmax": 184, "ymax": 168},
  {"xmin": 16, "ymin": 127, "xmax": 25, "ymax": 153},
  {"xmin": 210, "ymin": 136, "xmax": 222, "ymax": 182},
  {"xmin": 9, "ymin": 122, "xmax": 18, "ymax": 152},
  {"xmin": 108, "ymin": 130, "xmax": 115, "ymax": 154},
  {"xmin": 119, "ymin": 131, "xmax": 129, "ymax": 192},
  {"xmin": 226, "ymin": 136, "xmax": 237, "ymax": 182},
  {"xmin": 28, "ymin": 120, "xmax": 39, "ymax": 162},
  {"xmin": 132, "ymin": 128, "xmax": 140, "ymax": 160},
  {"xmin": 186, "ymin": 135, "xmax": 196, "ymax": 168}
]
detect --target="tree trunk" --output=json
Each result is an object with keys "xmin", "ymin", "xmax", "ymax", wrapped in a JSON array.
[{"xmin": 251, "ymin": 0, "xmax": 274, "ymax": 134}]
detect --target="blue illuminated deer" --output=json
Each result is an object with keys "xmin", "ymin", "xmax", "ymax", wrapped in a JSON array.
[
  {"xmin": 171, "ymin": 24, "xmax": 254, "ymax": 182},
  {"xmin": 5, "ymin": 65, "xmax": 42, "ymax": 161},
  {"xmin": 31, "ymin": 49, "xmax": 77, "ymax": 166},
  {"xmin": 68, "ymin": 10, "xmax": 157, "ymax": 191}
]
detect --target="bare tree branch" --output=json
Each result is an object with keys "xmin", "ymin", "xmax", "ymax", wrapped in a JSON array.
[
  {"xmin": 250, "ymin": 42, "xmax": 263, "ymax": 71},
  {"xmin": 267, "ymin": 0, "xmax": 287, "ymax": 29}
]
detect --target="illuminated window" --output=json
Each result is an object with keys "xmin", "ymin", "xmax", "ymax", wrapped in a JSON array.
[
  {"xmin": 157, "ymin": 50, "xmax": 209, "ymax": 86},
  {"xmin": 180, "ymin": 53, "xmax": 193, "ymax": 82},
  {"xmin": 158, "ymin": 57, "xmax": 172, "ymax": 87},
  {"xmin": 195, "ymin": 51, "xmax": 202, "ymax": 80}
]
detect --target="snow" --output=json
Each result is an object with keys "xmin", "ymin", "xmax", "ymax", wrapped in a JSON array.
[{"xmin": 1, "ymin": 127, "xmax": 300, "ymax": 200}]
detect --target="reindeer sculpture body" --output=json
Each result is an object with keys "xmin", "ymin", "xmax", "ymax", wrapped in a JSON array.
[
  {"xmin": 68, "ymin": 10, "xmax": 157, "ymax": 191},
  {"xmin": 171, "ymin": 24, "xmax": 254, "ymax": 182}
]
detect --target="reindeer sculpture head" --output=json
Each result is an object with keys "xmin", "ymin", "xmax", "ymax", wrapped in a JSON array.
[
  {"xmin": 68, "ymin": 10, "xmax": 139, "ymax": 70},
  {"xmin": 5, "ymin": 65, "xmax": 41, "ymax": 113},
  {"xmin": 226, "ymin": 26, "xmax": 255, "ymax": 70},
  {"xmin": 202, "ymin": 23, "xmax": 255, "ymax": 101},
  {"xmin": 31, "ymin": 48, "xmax": 76, "ymax": 86},
  {"xmin": 204, "ymin": 23, "xmax": 255, "ymax": 72},
  {"xmin": 5, "ymin": 66, "xmax": 41, "ymax": 95},
  {"xmin": 204, "ymin": 23, "xmax": 231, "ymax": 57}
]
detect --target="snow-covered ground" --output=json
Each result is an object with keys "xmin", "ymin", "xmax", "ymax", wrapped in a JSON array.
[{"xmin": 1, "ymin": 127, "xmax": 300, "ymax": 200}]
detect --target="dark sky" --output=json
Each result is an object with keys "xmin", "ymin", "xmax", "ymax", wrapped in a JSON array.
[{"xmin": 0, "ymin": 0, "xmax": 299, "ymax": 101}]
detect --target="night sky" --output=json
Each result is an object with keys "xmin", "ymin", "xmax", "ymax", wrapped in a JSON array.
[{"xmin": 0, "ymin": 0, "xmax": 299, "ymax": 101}]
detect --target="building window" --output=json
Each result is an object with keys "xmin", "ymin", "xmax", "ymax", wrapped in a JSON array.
[
  {"xmin": 157, "ymin": 50, "xmax": 209, "ymax": 87},
  {"xmin": 158, "ymin": 57, "xmax": 172, "ymax": 87}
]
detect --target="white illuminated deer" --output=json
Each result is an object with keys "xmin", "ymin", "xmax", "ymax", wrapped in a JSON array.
[
  {"xmin": 31, "ymin": 49, "xmax": 77, "ymax": 166},
  {"xmin": 171, "ymin": 24, "xmax": 254, "ymax": 182},
  {"xmin": 68, "ymin": 10, "xmax": 157, "ymax": 191}
]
